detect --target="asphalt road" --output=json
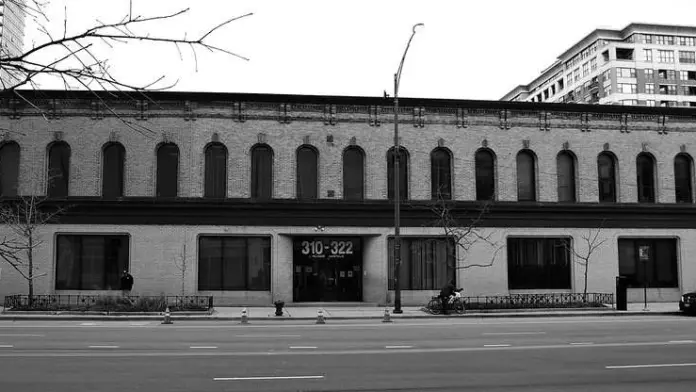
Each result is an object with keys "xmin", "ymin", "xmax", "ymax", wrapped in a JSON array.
[{"xmin": 1, "ymin": 316, "xmax": 696, "ymax": 391}]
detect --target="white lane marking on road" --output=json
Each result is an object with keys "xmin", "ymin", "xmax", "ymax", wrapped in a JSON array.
[
  {"xmin": 0, "ymin": 334, "xmax": 45, "ymax": 337},
  {"xmin": 570, "ymin": 342, "xmax": 594, "ymax": 345},
  {"xmin": 484, "ymin": 344, "xmax": 512, "ymax": 347},
  {"xmin": 385, "ymin": 345, "xmax": 413, "ymax": 349},
  {"xmin": 190, "ymin": 346, "xmax": 217, "ymax": 349},
  {"xmin": 214, "ymin": 375, "xmax": 324, "ymax": 381},
  {"xmin": 607, "ymin": 363, "xmax": 696, "ymax": 369},
  {"xmin": 235, "ymin": 334, "xmax": 301, "ymax": 338},
  {"xmin": 80, "ymin": 323, "xmax": 97, "ymax": 326},
  {"xmin": 668, "ymin": 340, "xmax": 695, "ymax": 344},
  {"xmin": 482, "ymin": 332, "xmax": 546, "ymax": 336},
  {"xmin": 289, "ymin": 346, "xmax": 317, "ymax": 349},
  {"xmin": 0, "ymin": 345, "xmax": 14, "ymax": 348},
  {"xmin": 129, "ymin": 322, "xmax": 151, "ymax": 327},
  {"xmin": 88, "ymin": 345, "xmax": 119, "ymax": 349}
]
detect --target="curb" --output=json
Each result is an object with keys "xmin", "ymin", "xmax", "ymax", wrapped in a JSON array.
[{"xmin": 0, "ymin": 311, "xmax": 683, "ymax": 322}]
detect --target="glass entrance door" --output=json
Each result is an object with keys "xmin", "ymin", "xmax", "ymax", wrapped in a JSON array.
[{"xmin": 293, "ymin": 237, "xmax": 362, "ymax": 302}]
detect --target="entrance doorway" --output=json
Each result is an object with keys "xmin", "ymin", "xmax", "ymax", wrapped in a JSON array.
[{"xmin": 292, "ymin": 237, "xmax": 362, "ymax": 302}]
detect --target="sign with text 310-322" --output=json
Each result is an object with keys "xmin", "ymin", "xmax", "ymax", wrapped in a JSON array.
[{"xmin": 293, "ymin": 237, "xmax": 362, "ymax": 261}]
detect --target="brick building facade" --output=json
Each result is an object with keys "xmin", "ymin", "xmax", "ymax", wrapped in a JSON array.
[{"xmin": 0, "ymin": 90, "xmax": 695, "ymax": 305}]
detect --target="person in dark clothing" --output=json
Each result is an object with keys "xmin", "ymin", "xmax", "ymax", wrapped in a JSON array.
[
  {"xmin": 120, "ymin": 269, "xmax": 134, "ymax": 296},
  {"xmin": 439, "ymin": 279, "xmax": 462, "ymax": 315}
]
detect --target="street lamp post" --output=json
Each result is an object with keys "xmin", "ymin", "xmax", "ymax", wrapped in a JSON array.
[{"xmin": 392, "ymin": 23, "xmax": 424, "ymax": 314}]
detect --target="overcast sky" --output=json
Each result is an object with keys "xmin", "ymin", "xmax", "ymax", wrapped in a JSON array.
[{"xmin": 22, "ymin": 0, "xmax": 696, "ymax": 100}]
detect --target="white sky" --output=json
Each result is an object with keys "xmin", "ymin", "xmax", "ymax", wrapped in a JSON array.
[{"xmin": 22, "ymin": 0, "xmax": 696, "ymax": 100}]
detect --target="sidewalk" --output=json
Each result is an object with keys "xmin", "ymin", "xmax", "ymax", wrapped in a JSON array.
[{"xmin": 0, "ymin": 302, "xmax": 685, "ymax": 321}]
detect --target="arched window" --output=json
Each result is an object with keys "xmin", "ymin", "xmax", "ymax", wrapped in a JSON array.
[
  {"xmin": 431, "ymin": 148, "xmax": 452, "ymax": 200},
  {"xmin": 0, "ymin": 142, "xmax": 20, "ymax": 197},
  {"xmin": 156, "ymin": 143, "xmax": 179, "ymax": 197},
  {"xmin": 296, "ymin": 145, "xmax": 318, "ymax": 200},
  {"xmin": 204, "ymin": 143, "xmax": 228, "ymax": 198},
  {"xmin": 47, "ymin": 142, "xmax": 70, "ymax": 198},
  {"xmin": 516, "ymin": 150, "xmax": 536, "ymax": 201},
  {"xmin": 102, "ymin": 142, "xmax": 125, "ymax": 199},
  {"xmin": 387, "ymin": 147, "xmax": 409, "ymax": 200},
  {"xmin": 343, "ymin": 146, "xmax": 364, "ymax": 200},
  {"xmin": 636, "ymin": 152, "xmax": 656, "ymax": 203},
  {"xmin": 556, "ymin": 151, "xmax": 576, "ymax": 202},
  {"xmin": 674, "ymin": 153, "xmax": 693, "ymax": 203},
  {"xmin": 597, "ymin": 152, "xmax": 617, "ymax": 202},
  {"xmin": 475, "ymin": 149, "xmax": 495, "ymax": 201},
  {"xmin": 251, "ymin": 144, "xmax": 273, "ymax": 199}
]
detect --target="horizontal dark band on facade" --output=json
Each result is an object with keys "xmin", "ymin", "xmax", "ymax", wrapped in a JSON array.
[{"xmin": 5, "ymin": 197, "xmax": 696, "ymax": 229}]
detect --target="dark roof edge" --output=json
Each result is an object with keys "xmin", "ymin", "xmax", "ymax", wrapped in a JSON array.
[{"xmin": 4, "ymin": 88, "xmax": 696, "ymax": 116}]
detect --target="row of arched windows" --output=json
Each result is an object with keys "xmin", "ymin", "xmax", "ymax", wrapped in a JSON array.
[{"xmin": 0, "ymin": 141, "xmax": 692, "ymax": 203}]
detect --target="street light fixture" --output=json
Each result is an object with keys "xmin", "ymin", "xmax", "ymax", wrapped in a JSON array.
[{"xmin": 392, "ymin": 23, "xmax": 424, "ymax": 314}]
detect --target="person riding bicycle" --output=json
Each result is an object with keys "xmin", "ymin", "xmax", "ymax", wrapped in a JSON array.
[{"xmin": 439, "ymin": 279, "xmax": 462, "ymax": 315}]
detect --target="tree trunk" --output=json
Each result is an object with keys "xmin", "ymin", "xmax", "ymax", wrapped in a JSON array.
[
  {"xmin": 28, "ymin": 235, "xmax": 34, "ymax": 307},
  {"xmin": 583, "ymin": 262, "xmax": 589, "ymax": 302}
]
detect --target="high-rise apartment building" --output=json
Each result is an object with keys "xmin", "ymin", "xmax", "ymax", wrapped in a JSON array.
[
  {"xmin": 0, "ymin": 0, "xmax": 26, "ymax": 87},
  {"xmin": 501, "ymin": 23, "xmax": 696, "ymax": 108}
]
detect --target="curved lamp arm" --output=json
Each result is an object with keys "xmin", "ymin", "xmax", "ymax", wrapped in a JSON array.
[{"xmin": 395, "ymin": 23, "xmax": 424, "ymax": 95}]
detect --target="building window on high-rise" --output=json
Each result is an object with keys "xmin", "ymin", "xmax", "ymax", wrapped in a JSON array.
[
  {"xmin": 602, "ymin": 69, "xmax": 612, "ymax": 82},
  {"xmin": 430, "ymin": 148, "xmax": 452, "ymax": 200},
  {"xmin": 645, "ymin": 84, "xmax": 655, "ymax": 94},
  {"xmin": 621, "ymin": 100, "xmax": 638, "ymax": 106},
  {"xmin": 679, "ymin": 36, "xmax": 696, "ymax": 46},
  {"xmin": 645, "ymin": 69, "xmax": 654, "ymax": 79},
  {"xmin": 516, "ymin": 150, "xmax": 536, "ymax": 202},
  {"xmin": 582, "ymin": 63, "xmax": 589, "ymax": 77},
  {"xmin": 674, "ymin": 153, "xmax": 693, "ymax": 203},
  {"xmin": 660, "ymin": 100, "xmax": 678, "ymax": 107},
  {"xmin": 204, "ymin": 143, "xmax": 228, "ymax": 199},
  {"xmin": 602, "ymin": 50, "xmax": 610, "ymax": 62},
  {"xmin": 658, "ymin": 85, "xmax": 678, "ymax": 95},
  {"xmin": 567, "ymin": 73, "xmax": 573, "ymax": 86},
  {"xmin": 618, "ymin": 83, "xmax": 637, "ymax": 94},
  {"xmin": 636, "ymin": 152, "xmax": 656, "ymax": 203},
  {"xmin": 643, "ymin": 49, "xmax": 653, "ymax": 62},
  {"xmin": 616, "ymin": 48, "xmax": 634, "ymax": 61},
  {"xmin": 156, "ymin": 143, "xmax": 179, "ymax": 198},
  {"xmin": 658, "ymin": 69, "xmax": 676, "ymax": 80},
  {"xmin": 644, "ymin": 34, "xmax": 653, "ymax": 44},
  {"xmin": 597, "ymin": 152, "xmax": 617, "ymax": 203},
  {"xmin": 573, "ymin": 68, "xmax": 580, "ymax": 83},
  {"xmin": 296, "ymin": 145, "xmax": 319, "ymax": 200},
  {"xmin": 683, "ymin": 86, "xmax": 696, "ymax": 96},
  {"xmin": 618, "ymin": 68, "xmax": 636, "ymax": 78},
  {"xmin": 679, "ymin": 51, "xmax": 696, "ymax": 63},
  {"xmin": 590, "ymin": 58, "xmax": 597, "ymax": 71},
  {"xmin": 558, "ymin": 79, "xmax": 565, "ymax": 91},
  {"xmin": 656, "ymin": 35, "xmax": 675, "ymax": 45},
  {"xmin": 343, "ymin": 146, "xmax": 365, "ymax": 201},
  {"xmin": 646, "ymin": 100, "xmax": 656, "ymax": 107},
  {"xmin": 658, "ymin": 50, "xmax": 675, "ymax": 63}
]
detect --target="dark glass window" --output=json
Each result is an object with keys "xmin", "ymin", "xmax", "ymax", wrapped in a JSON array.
[
  {"xmin": 431, "ymin": 148, "xmax": 452, "ymax": 200},
  {"xmin": 296, "ymin": 146, "xmax": 318, "ymax": 200},
  {"xmin": 204, "ymin": 143, "xmax": 228, "ymax": 198},
  {"xmin": 102, "ymin": 143, "xmax": 125, "ymax": 199},
  {"xmin": 0, "ymin": 142, "xmax": 20, "ymax": 197},
  {"xmin": 674, "ymin": 153, "xmax": 693, "ymax": 203},
  {"xmin": 556, "ymin": 151, "xmax": 576, "ymax": 202},
  {"xmin": 507, "ymin": 237, "xmax": 571, "ymax": 290},
  {"xmin": 387, "ymin": 237, "xmax": 455, "ymax": 290},
  {"xmin": 516, "ymin": 150, "xmax": 536, "ymax": 201},
  {"xmin": 387, "ymin": 147, "xmax": 409, "ymax": 200},
  {"xmin": 343, "ymin": 147, "xmax": 364, "ymax": 200},
  {"xmin": 156, "ymin": 143, "xmax": 179, "ymax": 197},
  {"xmin": 198, "ymin": 236, "xmax": 271, "ymax": 291},
  {"xmin": 475, "ymin": 149, "xmax": 495, "ymax": 201},
  {"xmin": 55, "ymin": 235, "xmax": 129, "ymax": 290},
  {"xmin": 47, "ymin": 142, "xmax": 70, "ymax": 198},
  {"xmin": 597, "ymin": 152, "xmax": 617, "ymax": 202},
  {"xmin": 618, "ymin": 238, "xmax": 678, "ymax": 288},
  {"xmin": 637, "ymin": 153, "xmax": 656, "ymax": 203},
  {"xmin": 251, "ymin": 144, "xmax": 273, "ymax": 199}
]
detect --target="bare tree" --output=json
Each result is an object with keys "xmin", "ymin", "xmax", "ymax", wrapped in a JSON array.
[
  {"xmin": 0, "ymin": 0, "xmax": 252, "ymax": 134},
  {"xmin": 565, "ymin": 220, "xmax": 608, "ymax": 300},
  {"xmin": 428, "ymin": 192, "xmax": 505, "ymax": 273},
  {"xmin": 0, "ymin": 194, "xmax": 65, "ymax": 304},
  {"xmin": 173, "ymin": 242, "xmax": 188, "ymax": 297}
]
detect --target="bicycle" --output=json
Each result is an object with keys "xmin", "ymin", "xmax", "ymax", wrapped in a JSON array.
[{"xmin": 426, "ymin": 292, "xmax": 465, "ymax": 315}]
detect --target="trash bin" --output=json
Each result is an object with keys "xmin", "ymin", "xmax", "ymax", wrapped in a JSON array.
[{"xmin": 616, "ymin": 276, "xmax": 628, "ymax": 311}]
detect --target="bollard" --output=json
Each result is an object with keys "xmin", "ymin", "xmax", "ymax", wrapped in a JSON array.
[
  {"xmin": 161, "ymin": 306, "xmax": 173, "ymax": 325},
  {"xmin": 382, "ymin": 307, "xmax": 392, "ymax": 323},
  {"xmin": 241, "ymin": 307, "xmax": 249, "ymax": 324},
  {"xmin": 316, "ymin": 309, "xmax": 325, "ymax": 324}
]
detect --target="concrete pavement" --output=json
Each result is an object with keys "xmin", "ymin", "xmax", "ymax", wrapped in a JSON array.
[
  {"xmin": 1, "ymin": 315, "xmax": 696, "ymax": 391},
  {"xmin": 0, "ymin": 301, "xmax": 683, "ymax": 321}
]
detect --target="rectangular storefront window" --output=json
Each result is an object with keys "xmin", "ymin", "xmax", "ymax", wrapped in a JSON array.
[
  {"xmin": 618, "ymin": 238, "xmax": 678, "ymax": 288},
  {"xmin": 507, "ymin": 237, "xmax": 571, "ymax": 290},
  {"xmin": 55, "ymin": 235, "xmax": 129, "ymax": 290},
  {"xmin": 198, "ymin": 236, "xmax": 271, "ymax": 291},
  {"xmin": 387, "ymin": 237, "xmax": 455, "ymax": 290}
]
